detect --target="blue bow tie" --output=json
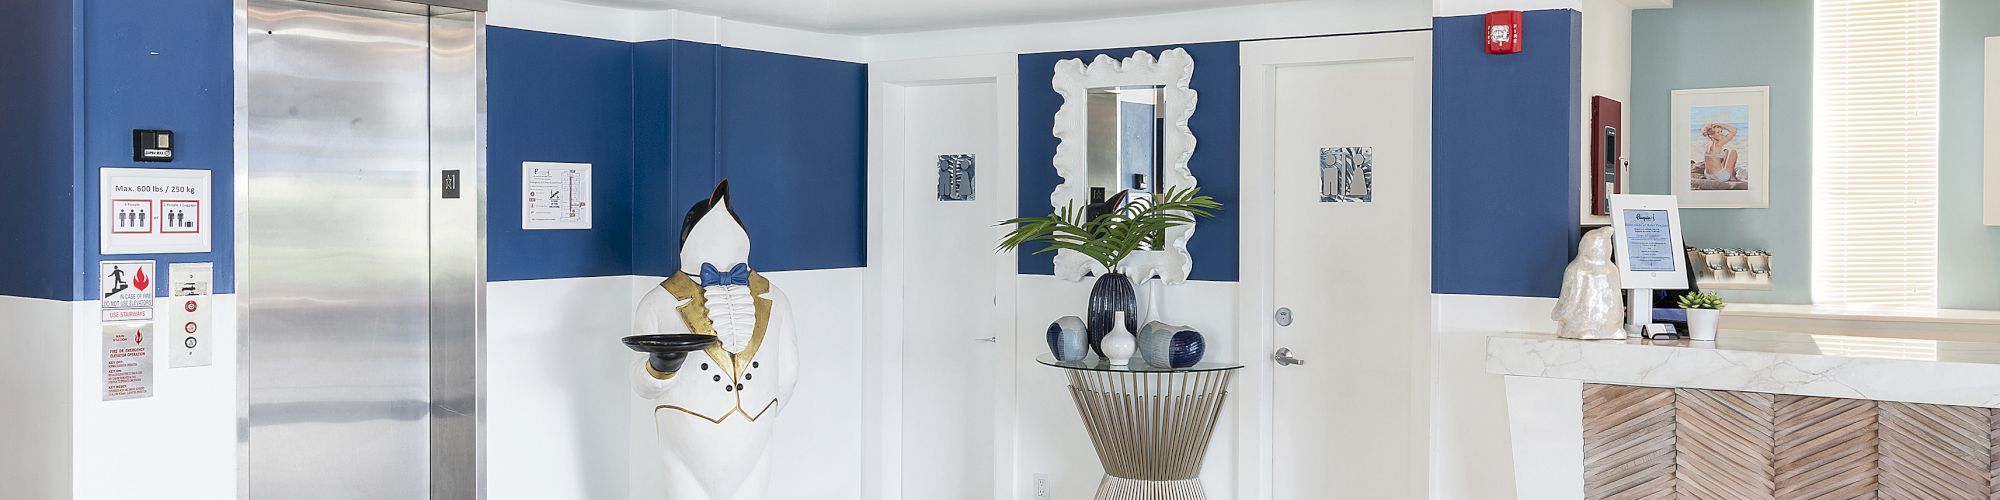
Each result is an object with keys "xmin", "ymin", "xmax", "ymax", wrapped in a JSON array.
[{"xmin": 699, "ymin": 263, "xmax": 750, "ymax": 287}]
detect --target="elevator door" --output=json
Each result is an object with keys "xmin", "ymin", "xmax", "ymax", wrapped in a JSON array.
[{"xmin": 246, "ymin": 1, "xmax": 433, "ymax": 498}]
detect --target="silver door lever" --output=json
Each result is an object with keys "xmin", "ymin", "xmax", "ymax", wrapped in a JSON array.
[
  {"xmin": 1274, "ymin": 348, "xmax": 1306, "ymax": 366},
  {"xmin": 975, "ymin": 337, "xmax": 998, "ymax": 343}
]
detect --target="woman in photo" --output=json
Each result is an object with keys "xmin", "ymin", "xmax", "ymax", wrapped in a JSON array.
[{"xmin": 1699, "ymin": 122, "xmax": 1739, "ymax": 182}]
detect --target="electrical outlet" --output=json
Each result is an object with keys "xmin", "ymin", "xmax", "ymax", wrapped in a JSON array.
[{"xmin": 1033, "ymin": 473, "xmax": 1049, "ymax": 500}]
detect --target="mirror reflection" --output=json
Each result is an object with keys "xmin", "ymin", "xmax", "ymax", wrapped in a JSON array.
[{"xmin": 1085, "ymin": 85, "xmax": 1165, "ymax": 220}]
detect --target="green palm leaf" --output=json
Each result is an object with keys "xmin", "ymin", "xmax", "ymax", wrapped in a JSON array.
[{"xmin": 995, "ymin": 186, "xmax": 1224, "ymax": 271}]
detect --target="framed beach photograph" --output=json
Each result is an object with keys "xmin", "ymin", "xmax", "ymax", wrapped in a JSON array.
[{"xmin": 1670, "ymin": 86, "xmax": 1769, "ymax": 208}]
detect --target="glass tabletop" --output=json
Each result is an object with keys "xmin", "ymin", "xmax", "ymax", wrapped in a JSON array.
[{"xmin": 1036, "ymin": 353, "xmax": 1243, "ymax": 373}]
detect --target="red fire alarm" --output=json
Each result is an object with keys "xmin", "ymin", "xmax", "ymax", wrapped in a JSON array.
[{"xmin": 1485, "ymin": 10, "xmax": 1523, "ymax": 54}]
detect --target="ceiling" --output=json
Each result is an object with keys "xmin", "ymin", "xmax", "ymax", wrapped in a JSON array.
[{"xmin": 561, "ymin": 0, "xmax": 1304, "ymax": 35}]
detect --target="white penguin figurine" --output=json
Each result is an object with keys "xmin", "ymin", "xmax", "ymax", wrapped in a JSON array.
[
  {"xmin": 1552, "ymin": 227, "xmax": 1627, "ymax": 340},
  {"xmin": 631, "ymin": 180, "xmax": 801, "ymax": 500}
]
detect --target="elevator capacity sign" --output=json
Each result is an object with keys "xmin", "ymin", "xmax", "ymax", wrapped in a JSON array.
[
  {"xmin": 100, "ymin": 167, "xmax": 212, "ymax": 255},
  {"xmin": 168, "ymin": 262, "xmax": 213, "ymax": 368},
  {"xmin": 103, "ymin": 323, "xmax": 154, "ymax": 401}
]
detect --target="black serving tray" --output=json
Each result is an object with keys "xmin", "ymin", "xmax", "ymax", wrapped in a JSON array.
[{"xmin": 621, "ymin": 334, "xmax": 719, "ymax": 354}]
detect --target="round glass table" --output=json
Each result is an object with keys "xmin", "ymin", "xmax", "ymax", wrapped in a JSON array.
[{"xmin": 1037, "ymin": 354, "xmax": 1244, "ymax": 500}]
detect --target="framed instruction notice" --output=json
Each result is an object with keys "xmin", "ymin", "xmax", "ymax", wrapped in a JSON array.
[
  {"xmin": 101, "ymin": 167, "xmax": 212, "ymax": 254},
  {"xmin": 522, "ymin": 162, "xmax": 591, "ymax": 230},
  {"xmin": 1608, "ymin": 194, "xmax": 1690, "ymax": 290}
]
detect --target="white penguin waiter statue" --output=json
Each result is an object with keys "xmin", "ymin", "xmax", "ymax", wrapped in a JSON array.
[{"xmin": 631, "ymin": 180, "xmax": 801, "ymax": 500}]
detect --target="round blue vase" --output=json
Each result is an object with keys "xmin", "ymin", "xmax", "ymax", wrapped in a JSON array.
[
  {"xmin": 1046, "ymin": 316, "xmax": 1088, "ymax": 362},
  {"xmin": 1139, "ymin": 321, "xmax": 1206, "ymax": 369}
]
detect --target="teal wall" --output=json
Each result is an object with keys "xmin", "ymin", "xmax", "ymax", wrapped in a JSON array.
[
  {"xmin": 1632, "ymin": 0, "xmax": 1813, "ymax": 305},
  {"xmin": 1937, "ymin": 0, "xmax": 2000, "ymax": 309},
  {"xmin": 1632, "ymin": 0, "xmax": 2000, "ymax": 309}
]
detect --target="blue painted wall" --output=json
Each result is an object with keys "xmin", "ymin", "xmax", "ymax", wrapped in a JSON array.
[
  {"xmin": 30, "ymin": 19, "xmax": 866, "ymax": 291},
  {"xmin": 73, "ymin": 0, "xmax": 236, "ymax": 300},
  {"xmin": 489, "ymin": 35, "xmax": 867, "ymax": 281},
  {"xmin": 1016, "ymin": 42, "xmax": 1242, "ymax": 282},
  {"xmin": 488, "ymin": 27, "xmax": 636, "ymax": 281},
  {"xmin": 627, "ymin": 41, "xmax": 868, "ymax": 277},
  {"xmin": 716, "ymin": 47, "xmax": 869, "ymax": 273},
  {"xmin": 0, "ymin": 0, "xmax": 77, "ymax": 300},
  {"xmin": 1431, "ymin": 10, "xmax": 1582, "ymax": 298},
  {"xmin": 629, "ymin": 39, "xmax": 681, "ymax": 276}
]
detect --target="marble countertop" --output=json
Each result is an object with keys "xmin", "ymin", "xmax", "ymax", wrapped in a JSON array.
[{"xmin": 1487, "ymin": 330, "xmax": 2000, "ymax": 408}]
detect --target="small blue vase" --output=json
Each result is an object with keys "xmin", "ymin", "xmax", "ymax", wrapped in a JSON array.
[
  {"xmin": 1138, "ymin": 321, "xmax": 1207, "ymax": 369},
  {"xmin": 1046, "ymin": 316, "xmax": 1088, "ymax": 362}
]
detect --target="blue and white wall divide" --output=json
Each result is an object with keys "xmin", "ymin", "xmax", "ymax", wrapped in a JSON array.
[
  {"xmin": 0, "ymin": 2, "xmax": 869, "ymax": 499},
  {"xmin": 485, "ymin": 5, "xmax": 869, "ymax": 499},
  {"xmin": 1428, "ymin": 2, "xmax": 1609, "ymax": 499},
  {"xmin": 0, "ymin": 0, "xmax": 240, "ymax": 499}
]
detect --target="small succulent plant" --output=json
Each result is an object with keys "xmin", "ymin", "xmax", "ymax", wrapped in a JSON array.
[{"xmin": 1677, "ymin": 291, "xmax": 1727, "ymax": 310}]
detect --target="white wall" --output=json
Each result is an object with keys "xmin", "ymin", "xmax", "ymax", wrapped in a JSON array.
[
  {"xmin": 486, "ymin": 0, "xmax": 867, "ymax": 62},
  {"xmin": 69, "ymin": 296, "xmax": 239, "ymax": 500},
  {"xmin": 489, "ymin": 276, "xmax": 634, "ymax": 500},
  {"xmin": 0, "ymin": 295, "xmax": 72, "ymax": 500},
  {"xmin": 489, "ymin": 271, "xmax": 866, "ymax": 500},
  {"xmin": 1435, "ymin": 0, "xmax": 1583, "ymax": 17},
  {"xmin": 864, "ymin": 0, "xmax": 1430, "ymax": 62},
  {"xmin": 1429, "ymin": 294, "xmax": 1557, "ymax": 500},
  {"xmin": 1579, "ymin": 0, "xmax": 1635, "ymax": 224}
]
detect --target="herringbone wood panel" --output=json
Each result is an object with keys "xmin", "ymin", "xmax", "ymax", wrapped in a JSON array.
[
  {"xmin": 1675, "ymin": 389, "xmax": 1776, "ymax": 499},
  {"xmin": 1773, "ymin": 395, "xmax": 1878, "ymax": 500},
  {"xmin": 1584, "ymin": 384, "xmax": 1679, "ymax": 500},
  {"xmin": 1990, "ymin": 409, "xmax": 2000, "ymax": 500},
  {"xmin": 1878, "ymin": 402, "xmax": 1991, "ymax": 499}
]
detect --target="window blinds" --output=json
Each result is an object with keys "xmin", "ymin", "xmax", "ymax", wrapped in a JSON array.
[{"xmin": 1812, "ymin": 0, "xmax": 1940, "ymax": 308}]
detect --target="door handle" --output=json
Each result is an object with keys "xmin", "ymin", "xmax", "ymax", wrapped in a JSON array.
[
  {"xmin": 1274, "ymin": 347, "xmax": 1306, "ymax": 366},
  {"xmin": 975, "ymin": 336, "xmax": 998, "ymax": 343}
]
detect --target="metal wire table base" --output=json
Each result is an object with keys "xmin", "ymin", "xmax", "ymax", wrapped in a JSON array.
[{"xmin": 1061, "ymin": 368, "xmax": 1236, "ymax": 500}]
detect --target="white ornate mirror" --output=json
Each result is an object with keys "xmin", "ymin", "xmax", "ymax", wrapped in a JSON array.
[{"xmin": 1049, "ymin": 48, "xmax": 1199, "ymax": 283}]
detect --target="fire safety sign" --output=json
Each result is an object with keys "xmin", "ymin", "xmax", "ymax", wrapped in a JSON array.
[
  {"xmin": 100, "ymin": 167, "xmax": 211, "ymax": 254},
  {"xmin": 101, "ymin": 260, "xmax": 156, "ymax": 322}
]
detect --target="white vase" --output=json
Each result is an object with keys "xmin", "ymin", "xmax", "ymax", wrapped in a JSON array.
[
  {"xmin": 1100, "ymin": 311, "xmax": 1137, "ymax": 366},
  {"xmin": 1687, "ymin": 309, "xmax": 1720, "ymax": 341}
]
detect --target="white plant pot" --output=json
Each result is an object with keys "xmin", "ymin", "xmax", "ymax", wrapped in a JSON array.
[{"xmin": 1686, "ymin": 309, "xmax": 1720, "ymax": 342}]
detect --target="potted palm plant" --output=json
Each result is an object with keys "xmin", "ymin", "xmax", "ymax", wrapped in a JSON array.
[
  {"xmin": 997, "ymin": 186, "xmax": 1221, "ymax": 357},
  {"xmin": 1676, "ymin": 292, "xmax": 1726, "ymax": 341}
]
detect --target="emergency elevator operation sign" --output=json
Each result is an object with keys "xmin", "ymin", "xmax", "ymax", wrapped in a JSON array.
[
  {"xmin": 100, "ymin": 167, "xmax": 211, "ymax": 254},
  {"xmin": 103, "ymin": 323, "xmax": 154, "ymax": 401}
]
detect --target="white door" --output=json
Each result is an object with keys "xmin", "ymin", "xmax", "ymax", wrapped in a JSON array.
[
  {"xmin": 895, "ymin": 81, "xmax": 1001, "ymax": 500},
  {"xmin": 1241, "ymin": 33, "xmax": 1432, "ymax": 499}
]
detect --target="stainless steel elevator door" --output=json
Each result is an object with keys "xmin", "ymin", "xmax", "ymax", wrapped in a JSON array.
[{"xmin": 247, "ymin": 1, "xmax": 433, "ymax": 498}]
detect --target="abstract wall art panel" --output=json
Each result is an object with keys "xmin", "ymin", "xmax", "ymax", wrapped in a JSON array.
[
  {"xmin": 1319, "ymin": 147, "xmax": 1373, "ymax": 203},
  {"xmin": 938, "ymin": 153, "xmax": 976, "ymax": 201}
]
